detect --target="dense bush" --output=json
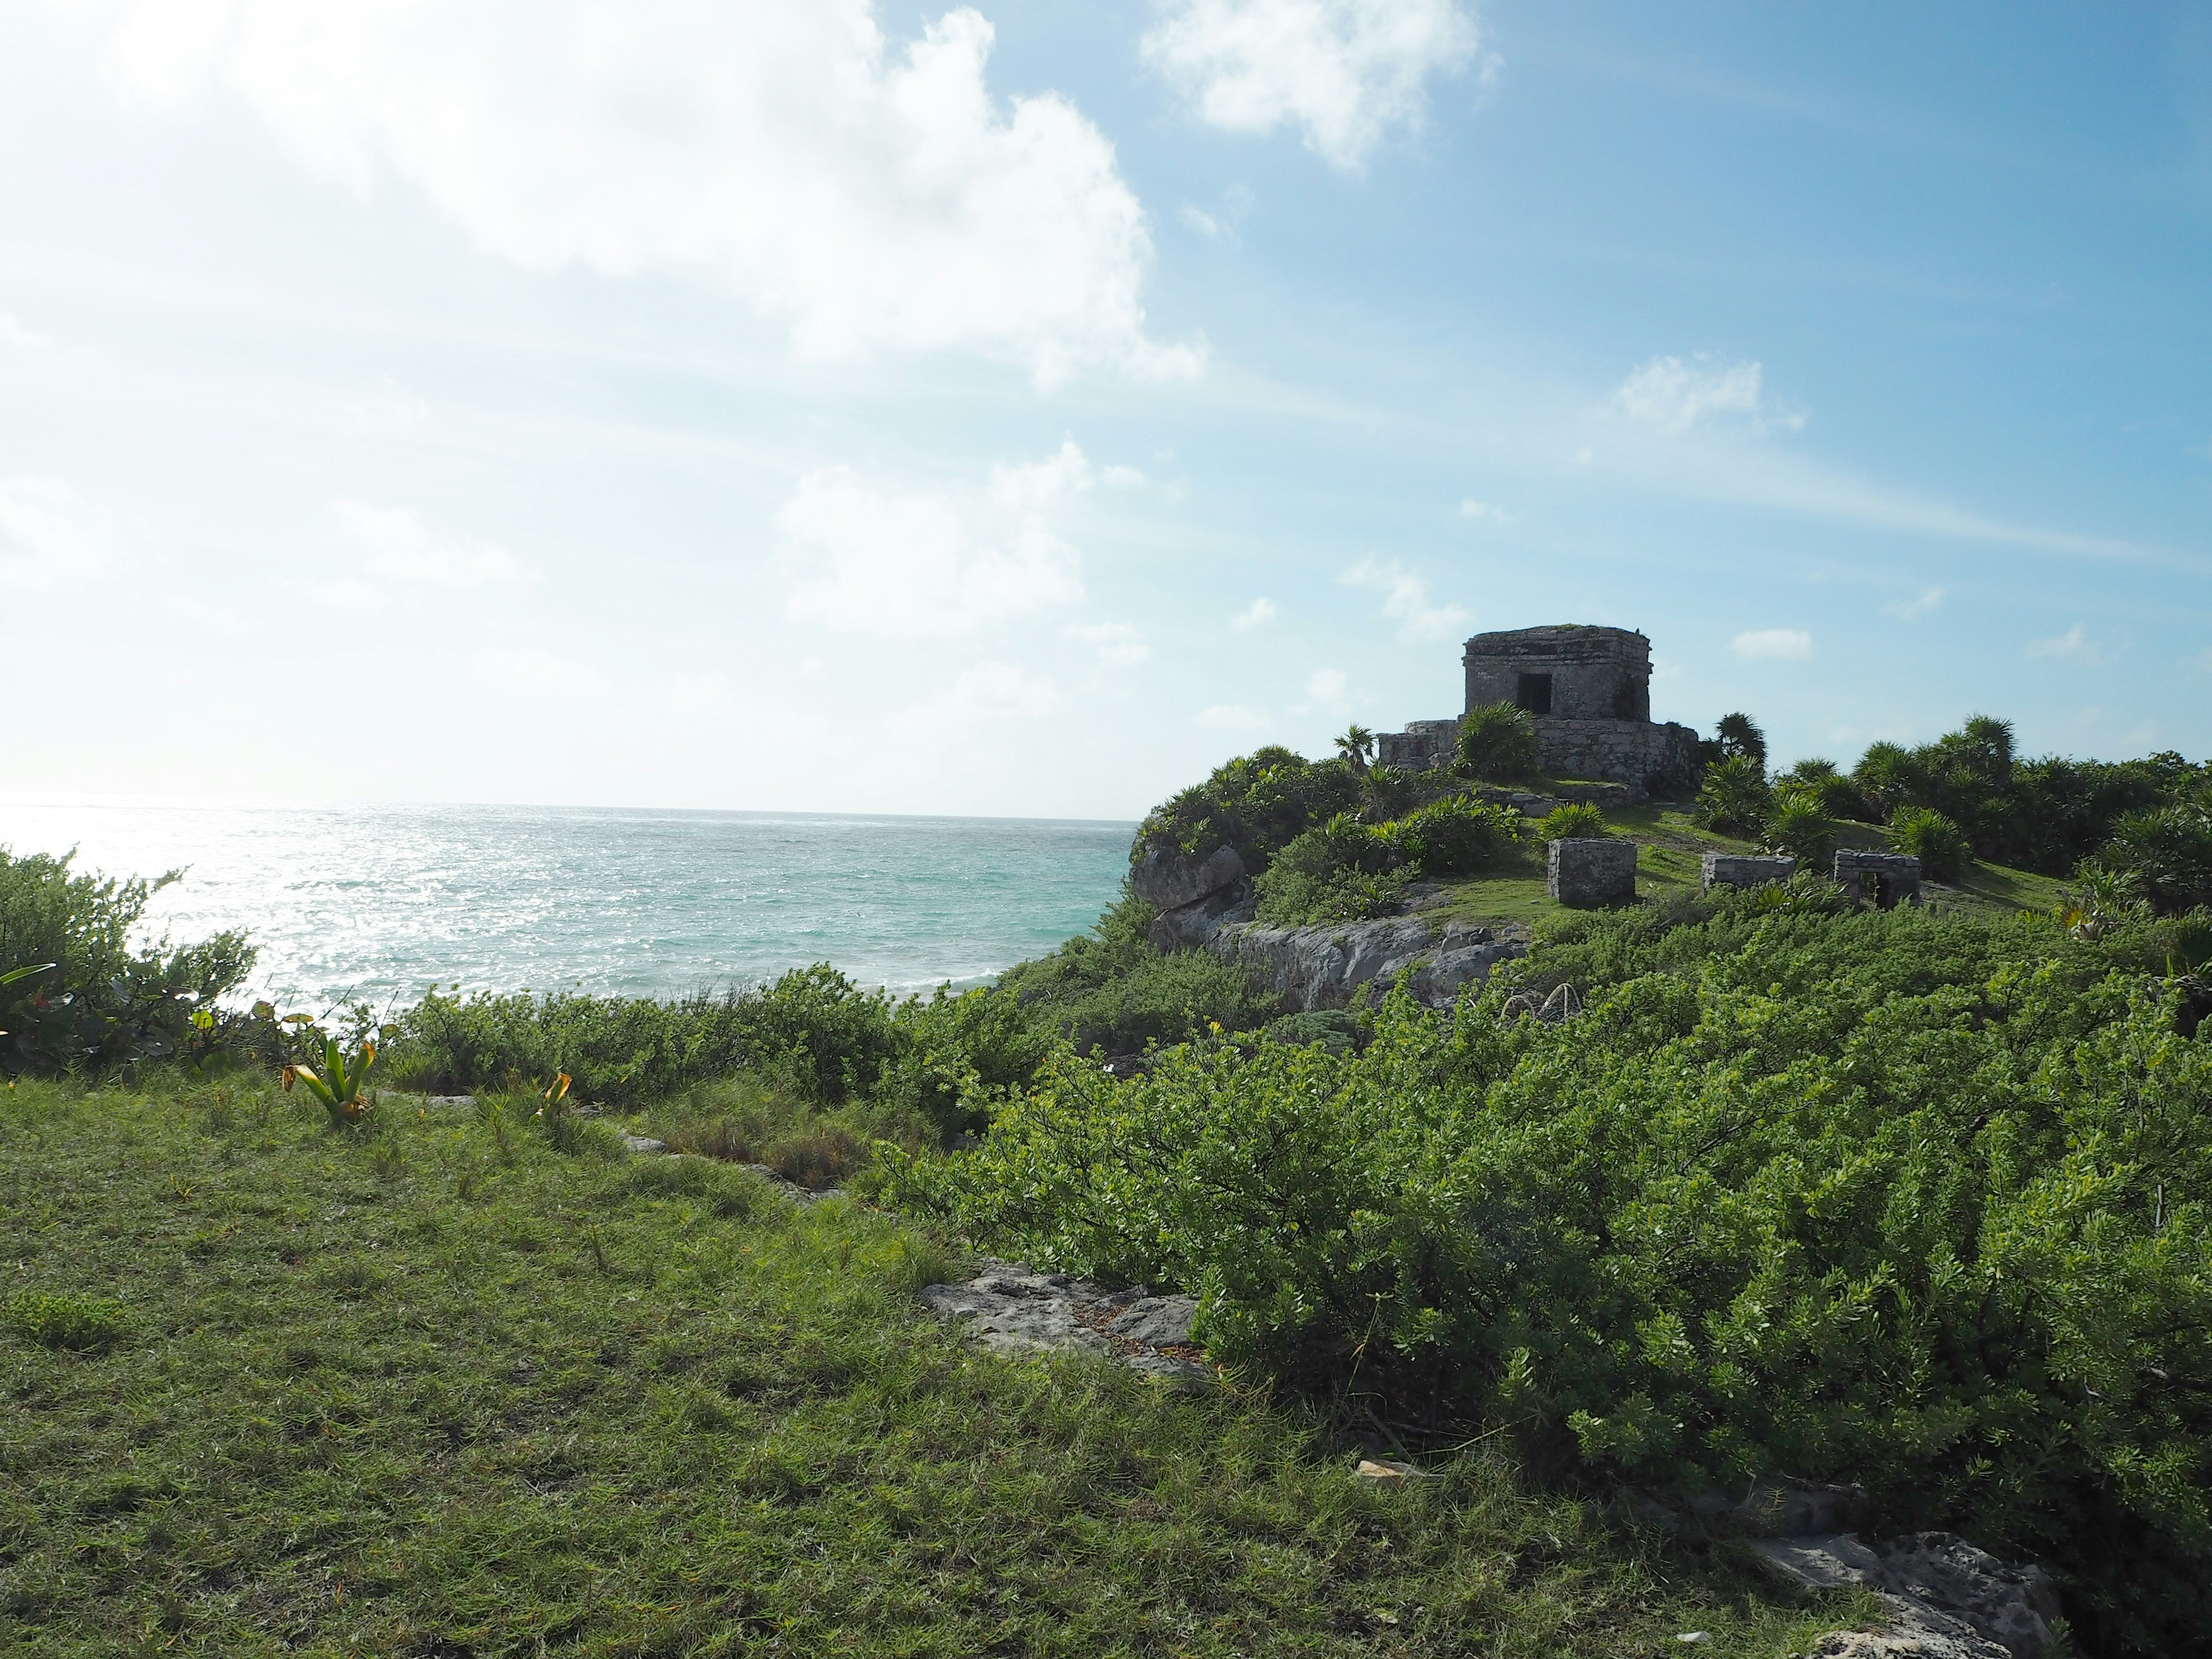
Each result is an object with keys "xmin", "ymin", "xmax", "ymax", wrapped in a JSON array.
[
  {"xmin": 1853, "ymin": 718, "xmax": 2196, "ymax": 876},
  {"xmin": 0, "ymin": 848, "xmax": 254, "ymax": 1077},
  {"xmin": 1697, "ymin": 712, "xmax": 1767, "ymax": 772},
  {"xmin": 1891, "ymin": 806, "xmax": 1971, "ymax": 880},
  {"xmin": 1759, "ymin": 783, "xmax": 1838, "ymax": 867},
  {"xmin": 1779, "ymin": 758, "xmax": 1873, "ymax": 823},
  {"xmin": 1533, "ymin": 803, "xmax": 1608, "ymax": 842},
  {"xmin": 2088, "ymin": 805, "xmax": 2212, "ymax": 916},
  {"xmin": 994, "ymin": 891, "xmax": 1282, "ymax": 1058},
  {"xmin": 1254, "ymin": 798, "xmax": 1523, "ymax": 926},
  {"xmin": 893, "ymin": 899, "xmax": 2212, "ymax": 1656},
  {"xmin": 1691, "ymin": 755, "xmax": 1768, "ymax": 838},
  {"xmin": 391, "ymin": 962, "xmax": 906, "ymax": 1109},
  {"xmin": 1457, "ymin": 703, "xmax": 1538, "ymax": 781},
  {"xmin": 1132, "ymin": 747, "xmax": 1362, "ymax": 872}
]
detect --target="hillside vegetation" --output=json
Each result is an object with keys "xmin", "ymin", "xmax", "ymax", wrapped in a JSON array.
[{"xmin": 6, "ymin": 708, "xmax": 2212, "ymax": 1655}]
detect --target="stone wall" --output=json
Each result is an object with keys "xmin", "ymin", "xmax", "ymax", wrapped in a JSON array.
[
  {"xmin": 1703, "ymin": 853, "xmax": 1796, "ymax": 893},
  {"xmin": 1532, "ymin": 717, "xmax": 1701, "ymax": 798},
  {"xmin": 1548, "ymin": 838, "xmax": 1637, "ymax": 907},
  {"xmin": 1835, "ymin": 851, "xmax": 1922, "ymax": 908},
  {"xmin": 1375, "ymin": 715, "xmax": 1698, "ymax": 798},
  {"xmin": 1464, "ymin": 624, "xmax": 1652, "ymax": 722}
]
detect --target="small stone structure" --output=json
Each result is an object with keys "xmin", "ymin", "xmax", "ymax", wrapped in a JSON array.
[
  {"xmin": 1834, "ymin": 850, "xmax": 1922, "ymax": 908},
  {"xmin": 1374, "ymin": 624, "xmax": 1701, "ymax": 799},
  {"xmin": 1702, "ymin": 853, "xmax": 1796, "ymax": 894},
  {"xmin": 1548, "ymin": 838, "xmax": 1637, "ymax": 907}
]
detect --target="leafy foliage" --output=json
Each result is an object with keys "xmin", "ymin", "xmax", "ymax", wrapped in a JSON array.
[
  {"xmin": 1691, "ymin": 755, "xmax": 1770, "ymax": 839},
  {"xmin": 1457, "ymin": 703, "xmax": 1539, "ymax": 781},
  {"xmin": 2087, "ymin": 805, "xmax": 2212, "ymax": 916},
  {"xmin": 1534, "ymin": 803, "xmax": 1608, "ymax": 842},
  {"xmin": 8, "ymin": 1289, "xmax": 128, "ymax": 1352},
  {"xmin": 1132, "ymin": 747, "xmax": 1362, "ymax": 872},
  {"xmin": 1891, "ymin": 806, "xmax": 1971, "ymax": 881},
  {"xmin": 894, "ymin": 898, "xmax": 2212, "ymax": 1656},
  {"xmin": 1698, "ymin": 712, "xmax": 1768, "ymax": 771},
  {"xmin": 0, "ymin": 847, "xmax": 255, "ymax": 1078},
  {"xmin": 1254, "ymin": 798, "xmax": 1524, "ymax": 926},
  {"xmin": 1760, "ymin": 783, "xmax": 1838, "ymax": 868}
]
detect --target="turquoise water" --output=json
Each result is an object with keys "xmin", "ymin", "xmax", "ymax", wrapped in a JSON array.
[{"xmin": 0, "ymin": 801, "xmax": 1137, "ymax": 1009}]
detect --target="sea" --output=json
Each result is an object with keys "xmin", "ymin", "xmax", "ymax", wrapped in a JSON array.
[{"xmin": 0, "ymin": 800, "xmax": 1138, "ymax": 1013}]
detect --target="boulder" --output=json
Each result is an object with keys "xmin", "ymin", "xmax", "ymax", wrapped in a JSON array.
[
  {"xmin": 1130, "ymin": 843, "xmax": 1246, "ymax": 913},
  {"xmin": 1207, "ymin": 916, "xmax": 1524, "ymax": 1012},
  {"xmin": 919, "ymin": 1259, "xmax": 1211, "ymax": 1389},
  {"xmin": 1749, "ymin": 1532, "xmax": 2057, "ymax": 1659},
  {"xmin": 1146, "ymin": 880, "xmax": 1253, "ymax": 953}
]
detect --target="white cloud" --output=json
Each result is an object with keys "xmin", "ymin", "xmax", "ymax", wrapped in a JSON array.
[
  {"xmin": 2028, "ymin": 623, "xmax": 2118, "ymax": 665},
  {"xmin": 1230, "ymin": 596, "xmax": 1277, "ymax": 631},
  {"xmin": 779, "ymin": 441, "xmax": 1093, "ymax": 638},
  {"xmin": 167, "ymin": 594, "xmax": 248, "ymax": 636},
  {"xmin": 1457, "ymin": 497, "xmax": 1509, "ymax": 521},
  {"xmin": 1613, "ymin": 355, "xmax": 1803, "ymax": 437},
  {"xmin": 337, "ymin": 501, "xmax": 524, "ymax": 590},
  {"xmin": 0, "ymin": 312, "xmax": 52, "ymax": 351},
  {"xmin": 0, "ymin": 477, "xmax": 122, "ymax": 590},
  {"xmin": 1342, "ymin": 555, "xmax": 1468, "ymax": 639},
  {"xmin": 1069, "ymin": 620, "xmax": 1150, "ymax": 667},
  {"xmin": 1180, "ymin": 204, "xmax": 1226, "ymax": 238},
  {"xmin": 1731, "ymin": 628, "xmax": 1813, "ymax": 660},
  {"xmin": 67, "ymin": 0, "xmax": 1193, "ymax": 385},
  {"xmin": 1196, "ymin": 702, "xmax": 1270, "ymax": 730},
  {"xmin": 1142, "ymin": 0, "xmax": 1480, "ymax": 170},
  {"xmin": 1887, "ymin": 586, "xmax": 1944, "ymax": 621},
  {"xmin": 1300, "ymin": 666, "xmax": 1351, "ymax": 714},
  {"xmin": 931, "ymin": 662, "xmax": 1063, "ymax": 721}
]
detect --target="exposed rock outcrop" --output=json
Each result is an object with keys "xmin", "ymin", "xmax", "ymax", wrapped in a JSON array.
[
  {"xmin": 919, "ymin": 1259, "xmax": 1211, "ymax": 1388},
  {"xmin": 1130, "ymin": 843, "xmax": 1252, "ymax": 952},
  {"xmin": 1752, "ymin": 1532, "xmax": 2059, "ymax": 1659},
  {"xmin": 1207, "ymin": 914, "xmax": 1524, "ymax": 1012}
]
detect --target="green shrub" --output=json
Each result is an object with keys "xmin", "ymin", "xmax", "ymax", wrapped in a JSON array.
[
  {"xmin": 2091, "ymin": 805, "xmax": 2212, "ymax": 916},
  {"xmin": 1691, "ymin": 755, "xmax": 1770, "ymax": 838},
  {"xmin": 1760, "ymin": 784, "xmax": 1838, "ymax": 868},
  {"xmin": 1533, "ymin": 803, "xmax": 1608, "ymax": 842},
  {"xmin": 1132, "ymin": 747, "xmax": 1362, "ymax": 872},
  {"xmin": 1457, "ymin": 703, "xmax": 1538, "ymax": 781},
  {"xmin": 0, "ymin": 849, "xmax": 254, "ymax": 1078},
  {"xmin": 1381, "ymin": 795, "xmax": 1524, "ymax": 874},
  {"xmin": 8, "ymin": 1290, "xmax": 127, "ymax": 1352},
  {"xmin": 893, "ymin": 904, "xmax": 2212, "ymax": 1655},
  {"xmin": 1781, "ymin": 759, "xmax": 1872, "ymax": 822},
  {"xmin": 1891, "ymin": 806, "xmax": 1972, "ymax": 881}
]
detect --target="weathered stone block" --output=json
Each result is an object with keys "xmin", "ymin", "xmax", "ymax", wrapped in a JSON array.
[
  {"xmin": 1834, "ymin": 850, "xmax": 1922, "ymax": 908},
  {"xmin": 1702, "ymin": 853, "xmax": 1796, "ymax": 893},
  {"xmin": 1548, "ymin": 837, "xmax": 1637, "ymax": 907}
]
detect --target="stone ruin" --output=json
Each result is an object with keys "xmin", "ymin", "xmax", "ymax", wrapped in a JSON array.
[
  {"xmin": 1703, "ymin": 853, "xmax": 1796, "ymax": 893},
  {"xmin": 1834, "ymin": 850, "xmax": 1922, "ymax": 908},
  {"xmin": 1374, "ymin": 624, "xmax": 1701, "ymax": 800},
  {"xmin": 1548, "ymin": 838, "xmax": 1637, "ymax": 907}
]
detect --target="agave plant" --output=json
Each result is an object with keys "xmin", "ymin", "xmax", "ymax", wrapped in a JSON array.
[{"xmin": 285, "ymin": 1034, "xmax": 378, "ymax": 1128}]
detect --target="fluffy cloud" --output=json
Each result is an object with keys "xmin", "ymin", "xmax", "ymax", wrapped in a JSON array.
[
  {"xmin": 64, "ymin": 0, "xmax": 1190, "ymax": 384},
  {"xmin": 1732, "ymin": 628, "xmax": 1813, "ymax": 660},
  {"xmin": 0, "ymin": 476, "xmax": 122, "ymax": 591},
  {"xmin": 1069, "ymin": 621, "xmax": 1150, "ymax": 667},
  {"xmin": 1614, "ymin": 355, "xmax": 1803, "ymax": 437},
  {"xmin": 1196, "ymin": 702, "xmax": 1270, "ymax": 730},
  {"xmin": 1301, "ymin": 666, "xmax": 1351, "ymax": 714},
  {"xmin": 779, "ymin": 441, "xmax": 1093, "ymax": 638},
  {"xmin": 339, "ymin": 501, "xmax": 523, "ymax": 589},
  {"xmin": 1342, "ymin": 555, "xmax": 1468, "ymax": 639},
  {"xmin": 1142, "ymin": 0, "xmax": 1480, "ymax": 169},
  {"xmin": 1230, "ymin": 596, "xmax": 1277, "ymax": 631}
]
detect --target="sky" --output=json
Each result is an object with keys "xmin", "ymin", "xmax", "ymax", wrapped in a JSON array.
[{"xmin": 2, "ymin": 0, "xmax": 2209, "ymax": 820}]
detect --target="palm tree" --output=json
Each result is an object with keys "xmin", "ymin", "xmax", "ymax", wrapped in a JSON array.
[{"xmin": 1335, "ymin": 724, "xmax": 1376, "ymax": 774}]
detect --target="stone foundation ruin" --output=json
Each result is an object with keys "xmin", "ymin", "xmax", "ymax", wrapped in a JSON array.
[
  {"xmin": 1703, "ymin": 853, "xmax": 1797, "ymax": 893},
  {"xmin": 1548, "ymin": 838, "xmax": 1638, "ymax": 907},
  {"xmin": 1374, "ymin": 624, "xmax": 1700, "ymax": 800},
  {"xmin": 1835, "ymin": 850, "xmax": 1922, "ymax": 908}
]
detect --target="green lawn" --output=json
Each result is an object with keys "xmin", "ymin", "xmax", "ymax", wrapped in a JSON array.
[
  {"xmin": 1426, "ymin": 809, "xmax": 2062, "ymax": 930},
  {"xmin": 0, "ymin": 1077, "xmax": 1870, "ymax": 1657}
]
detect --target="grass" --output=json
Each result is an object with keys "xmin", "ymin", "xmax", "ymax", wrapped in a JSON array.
[
  {"xmin": 1423, "ymin": 808, "xmax": 2065, "ymax": 929},
  {"xmin": 0, "ymin": 1074, "xmax": 1876, "ymax": 1657}
]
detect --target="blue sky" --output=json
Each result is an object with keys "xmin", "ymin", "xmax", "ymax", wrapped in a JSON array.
[{"xmin": 2, "ymin": 1, "xmax": 2207, "ymax": 819}]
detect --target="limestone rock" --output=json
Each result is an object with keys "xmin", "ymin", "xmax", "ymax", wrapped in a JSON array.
[
  {"xmin": 1750, "ymin": 1532, "xmax": 2056, "ymax": 1659},
  {"xmin": 1207, "ymin": 916, "xmax": 1525, "ymax": 1013},
  {"xmin": 621, "ymin": 1134, "xmax": 669, "ymax": 1154},
  {"xmin": 920, "ymin": 1259, "xmax": 1212, "ymax": 1389},
  {"xmin": 1130, "ymin": 843, "xmax": 1246, "ymax": 914},
  {"xmin": 1146, "ymin": 879, "xmax": 1254, "ymax": 953}
]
